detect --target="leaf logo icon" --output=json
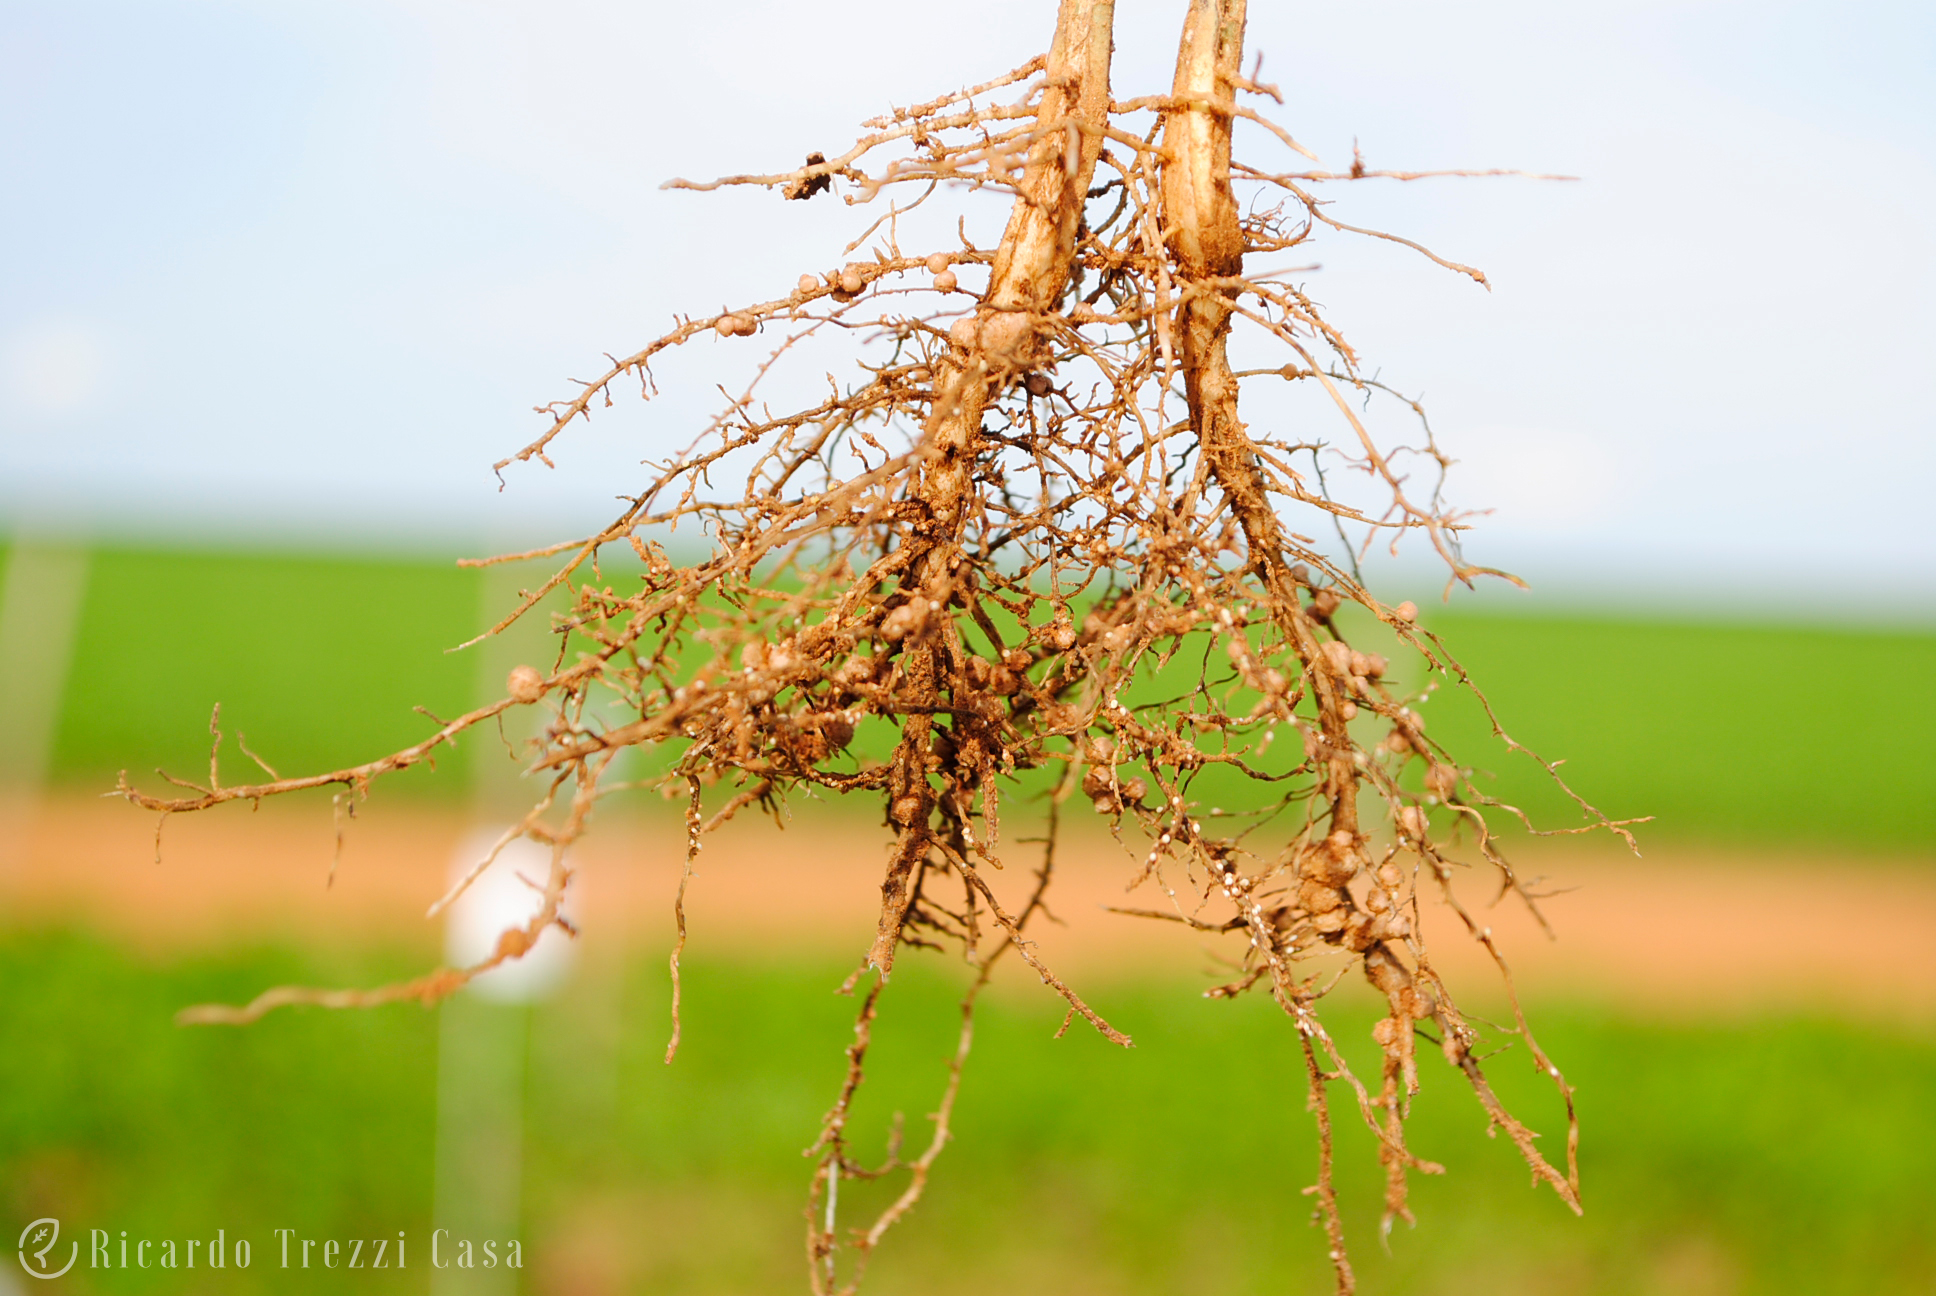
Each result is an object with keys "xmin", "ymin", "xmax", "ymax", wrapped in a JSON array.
[{"xmin": 16, "ymin": 1219, "xmax": 77, "ymax": 1280}]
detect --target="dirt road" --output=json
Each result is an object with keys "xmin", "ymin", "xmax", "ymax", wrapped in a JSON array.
[{"xmin": 6, "ymin": 791, "xmax": 1933, "ymax": 1015}]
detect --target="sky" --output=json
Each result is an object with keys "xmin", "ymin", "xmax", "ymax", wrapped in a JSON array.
[{"xmin": 1, "ymin": 0, "xmax": 1931, "ymax": 614}]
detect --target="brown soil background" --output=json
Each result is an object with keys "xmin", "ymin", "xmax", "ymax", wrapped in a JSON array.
[{"xmin": 5, "ymin": 791, "xmax": 1934, "ymax": 1015}]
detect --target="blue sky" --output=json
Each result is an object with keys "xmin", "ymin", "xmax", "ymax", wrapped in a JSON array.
[{"xmin": 2, "ymin": 0, "xmax": 1931, "ymax": 611}]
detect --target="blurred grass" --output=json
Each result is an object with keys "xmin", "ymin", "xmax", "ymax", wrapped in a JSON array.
[
  {"xmin": 10, "ymin": 550, "xmax": 1932, "ymax": 1296},
  {"xmin": 1407, "ymin": 611, "xmax": 1936, "ymax": 854},
  {"xmin": 1, "ymin": 932, "xmax": 1930, "ymax": 1294},
  {"xmin": 46, "ymin": 546, "xmax": 485, "ymax": 799},
  {"xmin": 12, "ymin": 544, "xmax": 1934, "ymax": 850}
]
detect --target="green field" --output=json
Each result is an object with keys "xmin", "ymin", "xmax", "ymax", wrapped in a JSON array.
[
  {"xmin": 47, "ymin": 547, "xmax": 489, "ymax": 798},
  {"xmin": 19, "ymin": 544, "xmax": 1935, "ymax": 853},
  {"xmin": 2, "ymin": 934, "xmax": 1930, "ymax": 1295},
  {"xmin": 7, "ymin": 544, "xmax": 1935, "ymax": 1293},
  {"xmin": 1408, "ymin": 610, "xmax": 1936, "ymax": 853}
]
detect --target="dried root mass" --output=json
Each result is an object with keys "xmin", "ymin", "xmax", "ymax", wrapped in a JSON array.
[{"xmin": 122, "ymin": 2, "xmax": 1638, "ymax": 1291}]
